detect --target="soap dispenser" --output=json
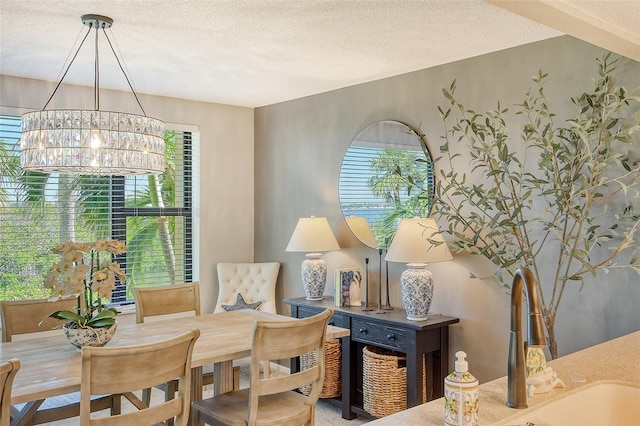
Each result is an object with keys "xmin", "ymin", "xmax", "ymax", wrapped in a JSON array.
[{"xmin": 444, "ymin": 351, "xmax": 479, "ymax": 426}]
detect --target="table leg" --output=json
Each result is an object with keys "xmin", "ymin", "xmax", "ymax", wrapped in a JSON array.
[
  {"xmin": 432, "ymin": 326, "xmax": 450, "ymax": 399},
  {"xmin": 406, "ymin": 348, "xmax": 424, "ymax": 407},
  {"xmin": 426, "ymin": 352, "xmax": 434, "ymax": 400},
  {"xmin": 342, "ymin": 336, "xmax": 356, "ymax": 419},
  {"xmin": 10, "ymin": 399, "xmax": 44, "ymax": 426},
  {"xmin": 213, "ymin": 360, "xmax": 234, "ymax": 395},
  {"xmin": 190, "ymin": 362, "xmax": 234, "ymax": 426},
  {"xmin": 189, "ymin": 366, "xmax": 204, "ymax": 426}
]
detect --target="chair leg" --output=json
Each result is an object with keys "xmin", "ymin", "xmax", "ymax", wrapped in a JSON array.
[
  {"xmin": 233, "ymin": 366, "xmax": 241, "ymax": 390},
  {"xmin": 111, "ymin": 393, "xmax": 122, "ymax": 415},
  {"xmin": 165, "ymin": 381, "xmax": 178, "ymax": 426},
  {"xmin": 165, "ymin": 380, "xmax": 178, "ymax": 402},
  {"xmin": 263, "ymin": 361, "xmax": 272, "ymax": 378},
  {"xmin": 190, "ymin": 404, "xmax": 199, "ymax": 426},
  {"xmin": 141, "ymin": 387, "xmax": 152, "ymax": 407}
]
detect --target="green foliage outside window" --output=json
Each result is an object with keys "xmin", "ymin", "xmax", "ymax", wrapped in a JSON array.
[{"xmin": 0, "ymin": 122, "xmax": 192, "ymax": 302}]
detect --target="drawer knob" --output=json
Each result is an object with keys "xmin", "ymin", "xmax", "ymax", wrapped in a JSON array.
[
  {"xmin": 387, "ymin": 333, "xmax": 396, "ymax": 341},
  {"xmin": 359, "ymin": 327, "xmax": 368, "ymax": 334}
]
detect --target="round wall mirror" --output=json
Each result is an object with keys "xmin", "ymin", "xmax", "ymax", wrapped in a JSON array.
[{"xmin": 339, "ymin": 120, "xmax": 434, "ymax": 249}]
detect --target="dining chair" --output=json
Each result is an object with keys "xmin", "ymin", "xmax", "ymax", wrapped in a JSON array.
[
  {"xmin": 1, "ymin": 359, "xmax": 20, "ymax": 426},
  {"xmin": 214, "ymin": 262, "xmax": 280, "ymax": 315},
  {"xmin": 134, "ymin": 282, "xmax": 201, "ymax": 324},
  {"xmin": 191, "ymin": 308, "xmax": 332, "ymax": 426},
  {"xmin": 133, "ymin": 282, "xmax": 214, "ymax": 413},
  {"xmin": 80, "ymin": 328, "xmax": 200, "ymax": 426},
  {"xmin": 0, "ymin": 298, "xmax": 120, "ymax": 424},
  {"xmin": 0, "ymin": 297, "xmax": 77, "ymax": 342},
  {"xmin": 215, "ymin": 262, "xmax": 280, "ymax": 379}
]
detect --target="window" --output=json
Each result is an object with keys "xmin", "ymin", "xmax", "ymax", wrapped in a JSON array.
[{"xmin": 0, "ymin": 115, "xmax": 194, "ymax": 304}]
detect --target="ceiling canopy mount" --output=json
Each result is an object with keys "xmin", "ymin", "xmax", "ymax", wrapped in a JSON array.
[
  {"xmin": 20, "ymin": 13, "xmax": 166, "ymax": 176},
  {"xmin": 81, "ymin": 14, "xmax": 113, "ymax": 29}
]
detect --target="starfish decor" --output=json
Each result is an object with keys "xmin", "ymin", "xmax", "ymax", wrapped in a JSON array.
[{"xmin": 221, "ymin": 293, "xmax": 262, "ymax": 311}]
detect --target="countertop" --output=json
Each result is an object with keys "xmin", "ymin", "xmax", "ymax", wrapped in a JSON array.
[{"xmin": 368, "ymin": 330, "xmax": 640, "ymax": 425}]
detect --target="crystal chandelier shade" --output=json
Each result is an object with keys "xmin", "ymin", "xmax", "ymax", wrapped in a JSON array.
[
  {"xmin": 21, "ymin": 110, "xmax": 165, "ymax": 175},
  {"xmin": 20, "ymin": 14, "xmax": 165, "ymax": 175}
]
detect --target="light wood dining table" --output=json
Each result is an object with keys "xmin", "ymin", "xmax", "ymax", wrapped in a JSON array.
[{"xmin": 0, "ymin": 308, "xmax": 349, "ymax": 425}]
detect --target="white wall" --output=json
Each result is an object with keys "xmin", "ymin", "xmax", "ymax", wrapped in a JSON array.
[
  {"xmin": 0, "ymin": 75, "xmax": 255, "ymax": 313},
  {"xmin": 254, "ymin": 36, "xmax": 640, "ymax": 383}
]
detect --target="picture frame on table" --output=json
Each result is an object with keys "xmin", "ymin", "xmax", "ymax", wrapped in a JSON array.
[{"xmin": 334, "ymin": 267, "xmax": 362, "ymax": 307}]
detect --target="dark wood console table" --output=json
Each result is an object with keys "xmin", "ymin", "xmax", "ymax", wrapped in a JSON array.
[{"xmin": 285, "ymin": 296, "xmax": 459, "ymax": 419}]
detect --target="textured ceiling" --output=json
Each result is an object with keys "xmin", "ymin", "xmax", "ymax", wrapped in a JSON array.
[{"xmin": 0, "ymin": 1, "xmax": 637, "ymax": 108}]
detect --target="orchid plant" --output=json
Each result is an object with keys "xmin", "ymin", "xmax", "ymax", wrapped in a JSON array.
[{"xmin": 42, "ymin": 240, "xmax": 126, "ymax": 328}]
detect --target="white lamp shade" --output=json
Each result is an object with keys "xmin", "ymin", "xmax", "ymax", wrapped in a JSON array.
[
  {"xmin": 345, "ymin": 215, "xmax": 378, "ymax": 248},
  {"xmin": 286, "ymin": 216, "xmax": 341, "ymax": 253},
  {"xmin": 385, "ymin": 218, "xmax": 452, "ymax": 264}
]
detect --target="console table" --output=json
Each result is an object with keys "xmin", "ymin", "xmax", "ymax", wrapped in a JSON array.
[{"xmin": 285, "ymin": 296, "xmax": 460, "ymax": 419}]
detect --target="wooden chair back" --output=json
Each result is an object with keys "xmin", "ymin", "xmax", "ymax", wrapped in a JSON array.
[
  {"xmin": 0, "ymin": 359, "xmax": 20, "ymax": 426},
  {"xmin": 133, "ymin": 282, "xmax": 200, "ymax": 323},
  {"xmin": 80, "ymin": 329, "xmax": 200, "ymax": 426},
  {"xmin": 191, "ymin": 308, "xmax": 332, "ymax": 426},
  {"xmin": 249, "ymin": 308, "xmax": 331, "ymax": 423},
  {"xmin": 134, "ymin": 281, "xmax": 210, "ymax": 417},
  {"xmin": 1, "ymin": 298, "xmax": 119, "ymax": 424},
  {"xmin": 0, "ymin": 297, "xmax": 78, "ymax": 342}
]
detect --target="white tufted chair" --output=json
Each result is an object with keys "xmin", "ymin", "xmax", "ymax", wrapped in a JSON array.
[
  {"xmin": 215, "ymin": 262, "xmax": 280, "ymax": 382},
  {"xmin": 214, "ymin": 262, "xmax": 280, "ymax": 314}
]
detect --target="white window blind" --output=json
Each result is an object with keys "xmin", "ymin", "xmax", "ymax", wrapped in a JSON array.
[
  {"xmin": 0, "ymin": 115, "xmax": 194, "ymax": 304},
  {"xmin": 339, "ymin": 144, "xmax": 434, "ymax": 246}
]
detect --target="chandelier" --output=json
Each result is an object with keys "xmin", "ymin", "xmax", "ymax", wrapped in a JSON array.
[{"xmin": 20, "ymin": 14, "xmax": 165, "ymax": 175}]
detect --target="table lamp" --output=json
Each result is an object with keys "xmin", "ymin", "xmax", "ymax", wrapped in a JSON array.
[
  {"xmin": 385, "ymin": 217, "xmax": 452, "ymax": 321},
  {"xmin": 286, "ymin": 216, "xmax": 341, "ymax": 300}
]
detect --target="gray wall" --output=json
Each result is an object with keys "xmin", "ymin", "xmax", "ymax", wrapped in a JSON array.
[{"xmin": 255, "ymin": 36, "xmax": 640, "ymax": 382}]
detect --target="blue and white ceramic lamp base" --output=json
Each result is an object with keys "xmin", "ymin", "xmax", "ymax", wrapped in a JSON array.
[
  {"xmin": 400, "ymin": 263, "xmax": 434, "ymax": 321},
  {"xmin": 301, "ymin": 254, "xmax": 327, "ymax": 300}
]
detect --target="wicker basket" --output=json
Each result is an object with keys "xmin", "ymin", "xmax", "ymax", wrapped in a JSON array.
[
  {"xmin": 362, "ymin": 345, "xmax": 426, "ymax": 417},
  {"xmin": 299, "ymin": 338, "xmax": 341, "ymax": 398}
]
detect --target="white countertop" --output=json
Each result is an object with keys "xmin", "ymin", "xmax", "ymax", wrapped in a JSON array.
[{"xmin": 368, "ymin": 330, "xmax": 640, "ymax": 425}]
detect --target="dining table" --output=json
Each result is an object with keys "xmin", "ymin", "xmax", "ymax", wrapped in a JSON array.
[{"xmin": 0, "ymin": 308, "xmax": 349, "ymax": 425}]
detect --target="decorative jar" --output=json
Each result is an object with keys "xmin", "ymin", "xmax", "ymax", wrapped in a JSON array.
[{"xmin": 63, "ymin": 322, "xmax": 117, "ymax": 350}]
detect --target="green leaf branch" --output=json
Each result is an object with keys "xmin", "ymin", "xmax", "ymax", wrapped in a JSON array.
[{"xmin": 432, "ymin": 54, "xmax": 640, "ymax": 358}]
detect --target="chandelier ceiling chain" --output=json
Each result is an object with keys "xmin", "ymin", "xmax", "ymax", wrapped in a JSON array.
[
  {"xmin": 20, "ymin": 14, "xmax": 166, "ymax": 175},
  {"xmin": 41, "ymin": 21, "xmax": 94, "ymax": 112}
]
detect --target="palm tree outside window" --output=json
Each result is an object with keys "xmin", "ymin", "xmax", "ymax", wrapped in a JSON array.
[{"xmin": 0, "ymin": 114, "xmax": 194, "ymax": 304}]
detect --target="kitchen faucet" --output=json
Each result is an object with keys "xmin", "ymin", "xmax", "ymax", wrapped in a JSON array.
[{"xmin": 507, "ymin": 268, "xmax": 546, "ymax": 408}]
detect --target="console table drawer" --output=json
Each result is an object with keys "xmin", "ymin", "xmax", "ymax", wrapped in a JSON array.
[
  {"xmin": 351, "ymin": 318, "xmax": 407, "ymax": 350},
  {"xmin": 297, "ymin": 305, "xmax": 349, "ymax": 328},
  {"xmin": 297, "ymin": 305, "xmax": 324, "ymax": 319},
  {"xmin": 328, "ymin": 312, "xmax": 349, "ymax": 328}
]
